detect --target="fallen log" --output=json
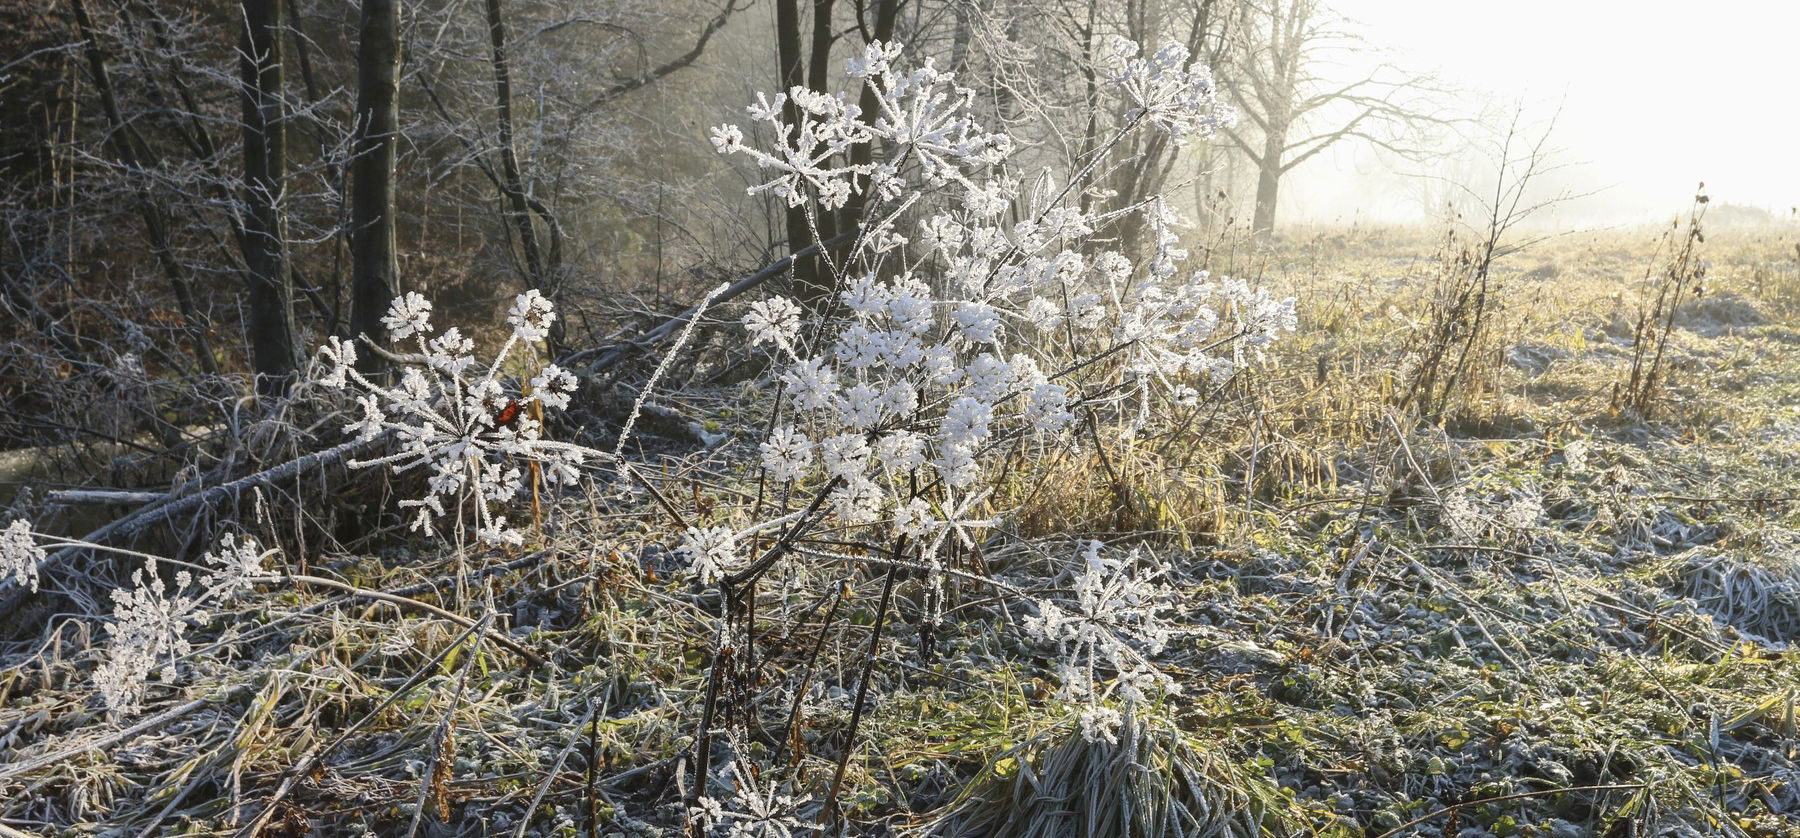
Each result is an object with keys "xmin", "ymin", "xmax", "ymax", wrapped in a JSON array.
[
  {"xmin": 565, "ymin": 232, "xmax": 853, "ymax": 377},
  {"xmin": 44, "ymin": 489, "xmax": 170, "ymax": 506},
  {"xmin": 0, "ymin": 438, "xmax": 373, "ymax": 611}
]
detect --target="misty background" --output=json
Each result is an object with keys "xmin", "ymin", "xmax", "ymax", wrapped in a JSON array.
[{"xmin": 1279, "ymin": 0, "xmax": 1800, "ymax": 228}]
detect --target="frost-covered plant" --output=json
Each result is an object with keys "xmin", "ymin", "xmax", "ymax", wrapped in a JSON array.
[
  {"xmin": 1560, "ymin": 438, "xmax": 1590, "ymax": 473},
  {"xmin": 1025, "ymin": 541, "xmax": 1181, "ymax": 744},
  {"xmin": 1439, "ymin": 489, "xmax": 1482, "ymax": 540},
  {"xmin": 2, "ymin": 518, "xmax": 44, "ymax": 593},
  {"xmin": 707, "ymin": 37, "xmax": 1284, "ymax": 562},
  {"xmin": 94, "ymin": 533, "xmax": 275, "ymax": 716},
  {"xmin": 690, "ymin": 752, "xmax": 812, "ymax": 838},
  {"xmin": 316, "ymin": 290, "xmax": 589, "ymax": 546},
  {"xmin": 1501, "ymin": 487, "xmax": 1545, "ymax": 532},
  {"xmin": 1101, "ymin": 36, "xmax": 1236, "ymax": 143},
  {"xmin": 693, "ymin": 38, "xmax": 1281, "ymax": 753}
]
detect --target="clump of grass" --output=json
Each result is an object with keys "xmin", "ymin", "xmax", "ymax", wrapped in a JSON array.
[
  {"xmin": 922, "ymin": 709, "xmax": 1298, "ymax": 838},
  {"xmin": 1674, "ymin": 545, "xmax": 1800, "ymax": 643}
]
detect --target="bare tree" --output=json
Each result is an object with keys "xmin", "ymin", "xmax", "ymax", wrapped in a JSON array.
[
  {"xmin": 71, "ymin": 0, "xmax": 219, "ymax": 376},
  {"xmin": 1222, "ymin": 0, "xmax": 1450, "ymax": 236}
]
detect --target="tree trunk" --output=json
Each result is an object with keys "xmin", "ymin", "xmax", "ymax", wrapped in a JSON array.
[
  {"xmin": 350, "ymin": 0, "xmax": 401, "ymax": 379},
  {"xmin": 238, "ymin": 0, "xmax": 302, "ymax": 397},
  {"xmin": 1252, "ymin": 128, "xmax": 1285, "ymax": 237},
  {"xmin": 802, "ymin": 0, "xmax": 839, "ymax": 280},
  {"xmin": 775, "ymin": 0, "xmax": 827, "ymax": 312},
  {"xmin": 484, "ymin": 0, "xmax": 542, "ymax": 286}
]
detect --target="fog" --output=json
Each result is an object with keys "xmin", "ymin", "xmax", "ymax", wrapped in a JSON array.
[{"xmin": 1277, "ymin": 0, "xmax": 1800, "ymax": 228}]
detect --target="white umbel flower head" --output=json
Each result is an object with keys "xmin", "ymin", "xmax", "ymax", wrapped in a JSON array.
[
  {"xmin": 760, "ymin": 426, "xmax": 814, "ymax": 483},
  {"xmin": 508, "ymin": 289, "xmax": 556, "ymax": 341},
  {"xmin": 382, "ymin": 292, "xmax": 433, "ymax": 340},
  {"xmin": 678, "ymin": 526, "xmax": 738, "ymax": 584},
  {"xmin": 745, "ymin": 296, "xmax": 803, "ymax": 351}
]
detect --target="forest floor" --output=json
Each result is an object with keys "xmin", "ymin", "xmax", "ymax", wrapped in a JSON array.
[{"xmin": 3, "ymin": 224, "xmax": 1800, "ymax": 837}]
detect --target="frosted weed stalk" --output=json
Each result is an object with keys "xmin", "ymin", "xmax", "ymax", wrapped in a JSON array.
[
  {"xmin": 692, "ymin": 38, "xmax": 1288, "ymax": 828},
  {"xmin": 1025, "ymin": 541, "xmax": 1181, "ymax": 745},
  {"xmin": 93, "ymin": 534, "xmax": 276, "ymax": 716}
]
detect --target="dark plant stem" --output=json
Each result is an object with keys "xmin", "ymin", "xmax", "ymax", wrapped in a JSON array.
[
  {"xmin": 685, "ymin": 582, "xmax": 735, "ymax": 833},
  {"xmin": 823, "ymin": 535, "xmax": 907, "ymax": 834},
  {"xmin": 780, "ymin": 579, "xmax": 846, "ymax": 777}
]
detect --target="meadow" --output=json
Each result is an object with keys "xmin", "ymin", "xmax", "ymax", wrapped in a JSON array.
[{"xmin": 4, "ymin": 213, "xmax": 1797, "ymax": 837}]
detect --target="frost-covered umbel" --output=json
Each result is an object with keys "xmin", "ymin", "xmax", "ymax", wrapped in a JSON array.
[
  {"xmin": 317, "ymin": 290, "xmax": 587, "ymax": 546},
  {"xmin": 1, "ymin": 519, "xmax": 43, "ymax": 593},
  {"xmin": 94, "ymin": 533, "xmax": 275, "ymax": 716},
  {"xmin": 1103, "ymin": 37, "xmax": 1237, "ymax": 142},
  {"xmin": 1026, "ymin": 542, "xmax": 1181, "ymax": 744},
  {"xmin": 703, "ymin": 40, "xmax": 1287, "ymax": 748}
]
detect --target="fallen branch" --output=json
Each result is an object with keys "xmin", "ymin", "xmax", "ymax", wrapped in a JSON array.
[
  {"xmin": 44, "ymin": 489, "xmax": 171, "ymax": 506},
  {"xmin": 1, "ymin": 438, "xmax": 373, "ymax": 611}
]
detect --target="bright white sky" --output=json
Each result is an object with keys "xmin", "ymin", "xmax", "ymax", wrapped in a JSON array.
[{"xmin": 1280, "ymin": 0, "xmax": 1800, "ymax": 226}]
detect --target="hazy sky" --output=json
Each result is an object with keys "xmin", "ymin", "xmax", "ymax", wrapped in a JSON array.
[{"xmin": 1280, "ymin": 0, "xmax": 1800, "ymax": 226}]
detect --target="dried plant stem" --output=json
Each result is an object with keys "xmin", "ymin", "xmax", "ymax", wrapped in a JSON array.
[{"xmin": 280, "ymin": 573, "xmax": 545, "ymax": 667}]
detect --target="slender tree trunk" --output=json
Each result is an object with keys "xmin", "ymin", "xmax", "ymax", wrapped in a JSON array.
[
  {"xmin": 483, "ymin": 0, "xmax": 566, "ymax": 350},
  {"xmin": 350, "ymin": 0, "xmax": 401, "ymax": 379},
  {"xmin": 71, "ymin": 0, "xmax": 219, "ymax": 376},
  {"xmin": 948, "ymin": 0, "xmax": 973, "ymax": 74},
  {"xmin": 483, "ymin": 0, "xmax": 541, "ymax": 286},
  {"xmin": 803, "ymin": 0, "xmax": 839, "ymax": 274},
  {"xmin": 238, "ymin": 0, "xmax": 302, "ymax": 397}
]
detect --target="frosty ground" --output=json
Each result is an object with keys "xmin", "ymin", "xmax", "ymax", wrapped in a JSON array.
[{"xmin": 2, "ymin": 226, "xmax": 1798, "ymax": 837}]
